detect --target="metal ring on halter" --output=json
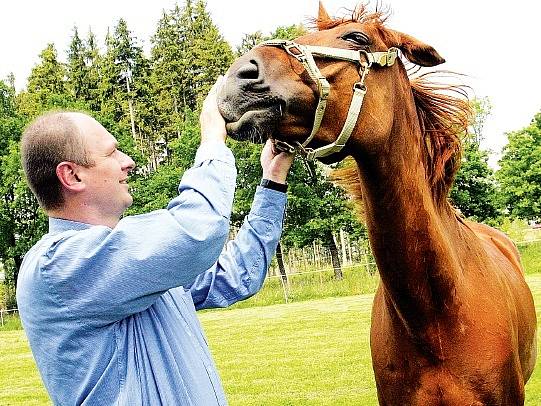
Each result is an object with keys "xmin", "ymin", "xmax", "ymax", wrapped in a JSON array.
[
  {"xmin": 273, "ymin": 139, "xmax": 297, "ymax": 154},
  {"xmin": 354, "ymin": 82, "xmax": 367, "ymax": 92},
  {"xmin": 284, "ymin": 43, "xmax": 305, "ymax": 60}
]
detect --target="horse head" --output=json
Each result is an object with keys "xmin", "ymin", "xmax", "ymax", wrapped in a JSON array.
[{"xmin": 218, "ymin": 3, "xmax": 445, "ymax": 165}]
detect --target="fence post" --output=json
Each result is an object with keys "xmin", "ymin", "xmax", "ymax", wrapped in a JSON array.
[
  {"xmin": 279, "ymin": 275, "xmax": 289, "ymax": 303},
  {"xmin": 340, "ymin": 229, "xmax": 348, "ymax": 265}
]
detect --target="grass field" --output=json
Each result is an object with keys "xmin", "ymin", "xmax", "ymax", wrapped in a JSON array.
[{"xmin": 2, "ymin": 274, "xmax": 541, "ymax": 405}]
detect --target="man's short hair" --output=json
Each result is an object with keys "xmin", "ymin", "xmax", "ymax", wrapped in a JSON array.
[{"xmin": 21, "ymin": 111, "xmax": 94, "ymax": 211}]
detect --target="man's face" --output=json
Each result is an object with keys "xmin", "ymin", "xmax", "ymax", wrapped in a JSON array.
[{"xmin": 73, "ymin": 114, "xmax": 135, "ymax": 220}]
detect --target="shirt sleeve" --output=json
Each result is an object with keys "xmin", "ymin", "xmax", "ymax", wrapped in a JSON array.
[
  {"xmin": 39, "ymin": 142, "xmax": 237, "ymax": 326},
  {"xmin": 186, "ymin": 186, "xmax": 287, "ymax": 310}
]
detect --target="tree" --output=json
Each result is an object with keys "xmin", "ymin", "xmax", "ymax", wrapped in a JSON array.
[
  {"xmin": 84, "ymin": 29, "xmax": 102, "ymax": 112},
  {"xmin": 151, "ymin": 5, "xmax": 191, "ymax": 160},
  {"xmin": 236, "ymin": 24, "xmax": 307, "ymax": 56},
  {"xmin": 99, "ymin": 19, "xmax": 154, "ymax": 168},
  {"xmin": 66, "ymin": 26, "xmax": 88, "ymax": 100},
  {"xmin": 65, "ymin": 27, "xmax": 102, "ymax": 113},
  {"xmin": 236, "ymin": 31, "xmax": 266, "ymax": 56},
  {"xmin": 27, "ymin": 44, "xmax": 67, "ymax": 98},
  {"xmin": 470, "ymin": 97, "xmax": 492, "ymax": 144},
  {"xmin": 450, "ymin": 139, "xmax": 501, "ymax": 221},
  {"xmin": 188, "ymin": 0, "xmax": 234, "ymax": 107},
  {"xmin": 497, "ymin": 113, "xmax": 541, "ymax": 221},
  {"xmin": 0, "ymin": 80, "xmax": 47, "ymax": 307},
  {"xmin": 18, "ymin": 44, "xmax": 71, "ymax": 117},
  {"xmin": 282, "ymin": 161, "xmax": 363, "ymax": 279},
  {"xmin": 127, "ymin": 107, "xmax": 201, "ymax": 215},
  {"xmin": 450, "ymin": 98, "xmax": 501, "ymax": 222}
]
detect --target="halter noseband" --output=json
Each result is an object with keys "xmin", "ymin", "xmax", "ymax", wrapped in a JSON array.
[{"xmin": 260, "ymin": 39, "xmax": 399, "ymax": 161}]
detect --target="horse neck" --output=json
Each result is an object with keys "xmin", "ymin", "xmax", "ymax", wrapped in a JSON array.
[{"xmin": 352, "ymin": 106, "xmax": 464, "ymax": 328}]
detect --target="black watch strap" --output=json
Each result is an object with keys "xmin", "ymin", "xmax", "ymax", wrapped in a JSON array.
[{"xmin": 260, "ymin": 178, "xmax": 288, "ymax": 193}]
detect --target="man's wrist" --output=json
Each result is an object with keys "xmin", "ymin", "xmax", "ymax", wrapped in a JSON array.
[{"xmin": 260, "ymin": 178, "xmax": 288, "ymax": 193}]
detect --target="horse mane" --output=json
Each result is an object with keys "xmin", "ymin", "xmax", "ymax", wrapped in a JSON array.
[{"xmin": 324, "ymin": 3, "xmax": 472, "ymax": 210}]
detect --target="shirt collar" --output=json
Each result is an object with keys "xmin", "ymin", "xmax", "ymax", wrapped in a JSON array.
[{"xmin": 48, "ymin": 217, "xmax": 95, "ymax": 234}]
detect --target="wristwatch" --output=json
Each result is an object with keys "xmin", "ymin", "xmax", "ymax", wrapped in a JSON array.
[{"xmin": 260, "ymin": 178, "xmax": 288, "ymax": 193}]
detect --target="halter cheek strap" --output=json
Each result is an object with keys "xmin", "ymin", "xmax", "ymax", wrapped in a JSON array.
[{"xmin": 260, "ymin": 39, "xmax": 398, "ymax": 161}]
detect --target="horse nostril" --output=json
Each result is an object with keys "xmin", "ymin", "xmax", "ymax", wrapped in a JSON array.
[{"xmin": 236, "ymin": 60, "xmax": 260, "ymax": 81}]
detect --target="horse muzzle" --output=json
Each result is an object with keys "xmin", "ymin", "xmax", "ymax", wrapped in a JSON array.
[{"xmin": 217, "ymin": 53, "xmax": 289, "ymax": 143}]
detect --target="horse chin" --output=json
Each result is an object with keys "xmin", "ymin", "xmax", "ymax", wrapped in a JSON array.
[{"xmin": 224, "ymin": 106, "xmax": 281, "ymax": 143}]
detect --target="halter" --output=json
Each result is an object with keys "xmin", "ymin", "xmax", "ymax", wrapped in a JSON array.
[{"xmin": 260, "ymin": 39, "xmax": 399, "ymax": 161}]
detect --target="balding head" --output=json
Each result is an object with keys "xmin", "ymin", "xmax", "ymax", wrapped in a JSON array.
[{"xmin": 21, "ymin": 111, "xmax": 94, "ymax": 211}]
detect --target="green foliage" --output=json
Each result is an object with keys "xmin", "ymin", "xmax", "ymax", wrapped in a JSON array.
[
  {"xmin": 236, "ymin": 24, "xmax": 307, "ymax": 55},
  {"xmin": 470, "ymin": 97, "xmax": 492, "ymax": 144},
  {"xmin": 449, "ymin": 98, "xmax": 501, "ymax": 222},
  {"xmin": 0, "ymin": 142, "xmax": 47, "ymax": 308},
  {"xmin": 26, "ymin": 44, "xmax": 66, "ymax": 100},
  {"xmin": 519, "ymin": 241, "xmax": 541, "ymax": 275},
  {"xmin": 450, "ymin": 138, "xmax": 501, "ymax": 221},
  {"xmin": 497, "ymin": 218, "xmax": 533, "ymax": 241},
  {"xmin": 227, "ymin": 140, "xmax": 263, "ymax": 226},
  {"xmin": 0, "ymin": 81, "xmax": 48, "ymax": 307},
  {"xmin": 18, "ymin": 44, "xmax": 72, "ymax": 117},
  {"xmin": 127, "ymin": 107, "xmax": 200, "ymax": 215},
  {"xmin": 497, "ymin": 113, "xmax": 541, "ymax": 221},
  {"xmin": 283, "ymin": 161, "xmax": 363, "ymax": 248}
]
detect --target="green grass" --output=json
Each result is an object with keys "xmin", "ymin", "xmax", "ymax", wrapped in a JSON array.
[
  {"xmin": 0, "ymin": 313, "xmax": 23, "ymax": 332},
  {"xmin": 0, "ymin": 330, "xmax": 51, "ymax": 405},
  {"xmin": 229, "ymin": 264, "xmax": 380, "ymax": 309},
  {"xmin": 519, "ymin": 241, "xmax": 541, "ymax": 275},
  {"xmin": 3, "ymin": 274, "xmax": 541, "ymax": 405}
]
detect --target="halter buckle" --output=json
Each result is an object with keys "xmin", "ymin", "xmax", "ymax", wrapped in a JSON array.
[{"xmin": 284, "ymin": 43, "xmax": 306, "ymax": 61}]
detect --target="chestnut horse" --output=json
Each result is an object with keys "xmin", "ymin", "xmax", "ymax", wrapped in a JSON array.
[{"xmin": 217, "ymin": 3, "xmax": 537, "ymax": 405}]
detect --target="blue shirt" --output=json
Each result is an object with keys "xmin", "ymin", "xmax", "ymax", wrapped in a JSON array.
[{"xmin": 16, "ymin": 142, "xmax": 287, "ymax": 405}]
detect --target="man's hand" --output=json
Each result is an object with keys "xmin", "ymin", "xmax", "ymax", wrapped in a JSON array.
[
  {"xmin": 200, "ymin": 76, "xmax": 227, "ymax": 144},
  {"xmin": 261, "ymin": 140, "xmax": 295, "ymax": 184}
]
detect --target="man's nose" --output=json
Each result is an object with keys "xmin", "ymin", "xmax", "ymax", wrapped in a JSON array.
[{"xmin": 121, "ymin": 151, "xmax": 136, "ymax": 171}]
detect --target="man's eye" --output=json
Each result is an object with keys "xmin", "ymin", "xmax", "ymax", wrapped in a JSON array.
[{"xmin": 341, "ymin": 32, "xmax": 370, "ymax": 46}]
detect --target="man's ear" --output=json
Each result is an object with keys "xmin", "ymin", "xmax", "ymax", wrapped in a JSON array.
[
  {"xmin": 56, "ymin": 162, "xmax": 86, "ymax": 193},
  {"xmin": 388, "ymin": 29, "xmax": 445, "ymax": 67}
]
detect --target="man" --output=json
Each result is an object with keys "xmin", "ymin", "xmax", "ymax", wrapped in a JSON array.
[{"xmin": 16, "ymin": 78, "xmax": 294, "ymax": 405}]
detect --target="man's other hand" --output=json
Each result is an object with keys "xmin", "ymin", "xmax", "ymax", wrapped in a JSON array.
[{"xmin": 261, "ymin": 139, "xmax": 295, "ymax": 184}]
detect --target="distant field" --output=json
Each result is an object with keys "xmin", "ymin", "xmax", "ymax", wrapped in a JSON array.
[{"xmin": 2, "ymin": 274, "xmax": 541, "ymax": 405}]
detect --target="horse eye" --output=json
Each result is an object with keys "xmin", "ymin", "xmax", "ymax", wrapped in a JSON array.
[{"xmin": 341, "ymin": 32, "xmax": 370, "ymax": 46}]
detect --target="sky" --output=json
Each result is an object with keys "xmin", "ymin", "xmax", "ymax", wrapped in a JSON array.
[{"xmin": 1, "ymin": 0, "xmax": 540, "ymax": 163}]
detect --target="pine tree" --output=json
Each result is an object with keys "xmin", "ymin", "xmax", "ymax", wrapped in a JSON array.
[
  {"xmin": 150, "ymin": 0, "xmax": 234, "ymax": 162},
  {"xmin": 83, "ymin": 29, "xmax": 102, "ymax": 112},
  {"xmin": 189, "ymin": 0, "xmax": 234, "ymax": 106},
  {"xmin": 150, "ymin": 6, "xmax": 187, "ymax": 160},
  {"xmin": 99, "ymin": 19, "xmax": 154, "ymax": 168},
  {"xmin": 19, "ymin": 44, "xmax": 70, "ymax": 116},
  {"xmin": 27, "ymin": 44, "xmax": 67, "ymax": 98},
  {"xmin": 66, "ymin": 26, "xmax": 88, "ymax": 100}
]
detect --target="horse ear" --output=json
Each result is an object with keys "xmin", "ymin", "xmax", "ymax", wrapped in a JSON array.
[
  {"xmin": 392, "ymin": 30, "xmax": 445, "ymax": 67},
  {"xmin": 317, "ymin": 1, "xmax": 332, "ymax": 30}
]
